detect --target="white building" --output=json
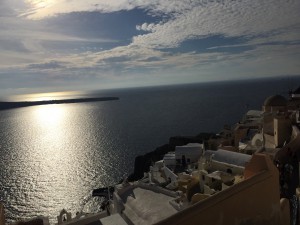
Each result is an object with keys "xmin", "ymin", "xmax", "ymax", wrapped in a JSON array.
[
  {"xmin": 163, "ymin": 152, "xmax": 176, "ymax": 169},
  {"xmin": 175, "ymin": 143, "xmax": 204, "ymax": 165},
  {"xmin": 201, "ymin": 149, "xmax": 252, "ymax": 175}
]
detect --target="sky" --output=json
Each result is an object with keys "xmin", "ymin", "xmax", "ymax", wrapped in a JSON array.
[{"xmin": 0, "ymin": 0, "xmax": 299, "ymax": 96}]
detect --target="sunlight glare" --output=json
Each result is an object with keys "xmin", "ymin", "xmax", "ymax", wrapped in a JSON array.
[
  {"xmin": 12, "ymin": 91, "xmax": 83, "ymax": 102},
  {"xmin": 34, "ymin": 105, "xmax": 65, "ymax": 127},
  {"xmin": 26, "ymin": 0, "xmax": 55, "ymax": 9}
]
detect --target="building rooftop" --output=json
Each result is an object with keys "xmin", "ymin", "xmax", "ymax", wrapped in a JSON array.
[
  {"xmin": 205, "ymin": 149, "xmax": 252, "ymax": 167},
  {"xmin": 119, "ymin": 186, "xmax": 178, "ymax": 225},
  {"xmin": 99, "ymin": 214, "xmax": 127, "ymax": 225},
  {"xmin": 246, "ymin": 110, "xmax": 263, "ymax": 118}
]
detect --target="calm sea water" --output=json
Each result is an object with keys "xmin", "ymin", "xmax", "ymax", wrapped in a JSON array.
[{"xmin": 0, "ymin": 77, "xmax": 299, "ymax": 223}]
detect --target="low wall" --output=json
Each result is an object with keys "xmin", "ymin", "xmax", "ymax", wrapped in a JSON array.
[{"xmin": 137, "ymin": 182, "xmax": 179, "ymax": 198}]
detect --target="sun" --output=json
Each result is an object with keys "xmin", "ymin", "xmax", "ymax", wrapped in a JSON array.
[
  {"xmin": 21, "ymin": 0, "xmax": 58, "ymax": 19},
  {"xmin": 25, "ymin": 0, "xmax": 55, "ymax": 9}
]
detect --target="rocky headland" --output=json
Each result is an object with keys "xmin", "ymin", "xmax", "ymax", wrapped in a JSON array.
[{"xmin": 0, "ymin": 97, "xmax": 119, "ymax": 111}]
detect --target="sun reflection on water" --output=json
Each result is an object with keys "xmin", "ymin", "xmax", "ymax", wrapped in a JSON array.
[
  {"xmin": 34, "ymin": 104, "xmax": 65, "ymax": 127},
  {"xmin": 29, "ymin": 105, "xmax": 79, "ymax": 213},
  {"xmin": 1, "ymin": 99, "xmax": 119, "ymax": 223}
]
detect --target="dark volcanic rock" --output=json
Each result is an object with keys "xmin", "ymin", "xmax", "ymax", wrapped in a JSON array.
[
  {"xmin": 128, "ymin": 144, "xmax": 172, "ymax": 181},
  {"xmin": 128, "ymin": 133, "xmax": 215, "ymax": 181},
  {"xmin": 0, "ymin": 97, "xmax": 119, "ymax": 111}
]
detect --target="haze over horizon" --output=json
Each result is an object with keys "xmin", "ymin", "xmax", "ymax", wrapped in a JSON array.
[{"xmin": 0, "ymin": 0, "xmax": 299, "ymax": 96}]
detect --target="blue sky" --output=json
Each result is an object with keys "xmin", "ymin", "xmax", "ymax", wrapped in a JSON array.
[{"xmin": 0, "ymin": 0, "xmax": 299, "ymax": 96}]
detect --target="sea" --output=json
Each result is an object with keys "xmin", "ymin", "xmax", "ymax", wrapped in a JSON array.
[{"xmin": 0, "ymin": 77, "xmax": 299, "ymax": 223}]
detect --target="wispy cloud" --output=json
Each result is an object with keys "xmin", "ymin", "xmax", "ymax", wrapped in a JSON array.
[
  {"xmin": 21, "ymin": 0, "xmax": 142, "ymax": 19},
  {"xmin": 133, "ymin": 0, "xmax": 300, "ymax": 48},
  {"xmin": 21, "ymin": 0, "xmax": 300, "ymax": 46},
  {"xmin": 27, "ymin": 60, "xmax": 68, "ymax": 70},
  {"xmin": 0, "ymin": 0, "xmax": 299, "ymax": 95}
]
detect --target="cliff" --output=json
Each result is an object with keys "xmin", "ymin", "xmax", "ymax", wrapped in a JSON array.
[{"xmin": 128, "ymin": 133, "xmax": 214, "ymax": 181}]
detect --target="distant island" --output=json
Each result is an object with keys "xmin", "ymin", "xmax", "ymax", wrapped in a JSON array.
[{"xmin": 0, "ymin": 97, "xmax": 119, "ymax": 111}]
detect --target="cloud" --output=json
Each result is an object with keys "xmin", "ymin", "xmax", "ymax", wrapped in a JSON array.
[
  {"xmin": 21, "ymin": 1, "xmax": 300, "ymax": 47},
  {"xmin": 27, "ymin": 60, "xmax": 68, "ymax": 70},
  {"xmin": 133, "ymin": 0, "xmax": 300, "ymax": 49},
  {"xmin": 16, "ymin": 0, "xmax": 300, "ymax": 61},
  {"xmin": 15, "ymin": 36, "xmax": 299, "ymax": 78},
  {"xmin": 1, "ymin": 0, "xmax": 299, "ymax": 96},
  {"xmin": 0, "ymin": 0, "xmax": 28, "ymax": 16},
  {"xmin": 1, "ymin": 40, "xmax": 299, "ymax": 97},
  {"xmin": 5, "ymin": 0, "xmax": 300, "ymax": 71},
  {"xmin": 136, "ymin": 23, "xmax": 156, "ymax": 32},
  {"xmin": 21, "ymin": 0, "xmax": 142, "ymax": 19},
  {"xmin": 0, "ymin": 13, "xmax": 119, "ymax": 68}
]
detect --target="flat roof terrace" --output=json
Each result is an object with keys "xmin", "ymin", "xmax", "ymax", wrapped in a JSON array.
[{"xmin": 118, "ymin": 186, "xmax": 178, "ymax": 225}]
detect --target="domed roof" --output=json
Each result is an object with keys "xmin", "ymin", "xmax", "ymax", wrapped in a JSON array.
[{"xmin": 263, "ymin": 95, "xmax": 287, "ymax": 107}]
